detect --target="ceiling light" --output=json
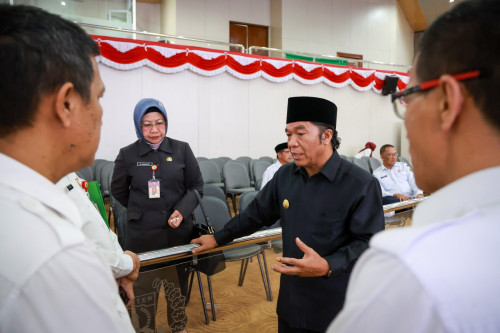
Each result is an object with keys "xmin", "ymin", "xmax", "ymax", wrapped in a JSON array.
[{"xmin": 61, "ymin": 1, "xmax": 66, "ymax": 5}]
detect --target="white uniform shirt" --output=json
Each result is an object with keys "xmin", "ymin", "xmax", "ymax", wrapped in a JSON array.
[
  {"xmin": 328, "ymin": 166, "xmax": 500, "ymax": 333},
  {"xmin": 57, "ymin": 173, "xmax": 133, "ymax": 278},
  {"xmin": 261, "ymin": 160, "xmax": 283, "ymax": 189},
  {"xmin": 0, "ymin": 153, "xmax": 134, "ymax": 333},
  {"xmin": 373, "ymin": 161, "xmax": 423, "ymax": 197}
]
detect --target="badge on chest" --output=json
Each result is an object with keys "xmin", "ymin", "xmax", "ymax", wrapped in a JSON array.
[{"xmin": 148, "ymin": 164, "xmax": 160, "ymax": 199}]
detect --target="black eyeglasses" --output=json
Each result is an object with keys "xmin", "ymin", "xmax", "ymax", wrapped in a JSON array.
[{"xmin": 391, "ymin": 70, "xmax": 481, "ymax": 120}]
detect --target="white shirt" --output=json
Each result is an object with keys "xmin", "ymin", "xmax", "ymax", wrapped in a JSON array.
[
  {"xmin": 57, "ymin": 173, "xmax": 133, "ymax": 278},
  {"xmin": 328, "ymin": 166, "xmax": 500, "ymax": 333},
  {"xmin": 261, "ymin": 160, "xmax": 283, "ymax": 189},
  {"xmin": 373, "ymin": 161, "xmax": 423, "ymax": 197},
  {"xmin": 0, "ymin": 153, "xmax": 134, "ymax": 333}
]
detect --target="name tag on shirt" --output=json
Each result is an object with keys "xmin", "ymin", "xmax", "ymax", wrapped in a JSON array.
[
  {"xmin": 381, "ymin": 175, "xmax": 387, "ymax": 179},
  {"xmin": 137, "ymin": 162, "xmax": 153, "ymax": 167}
]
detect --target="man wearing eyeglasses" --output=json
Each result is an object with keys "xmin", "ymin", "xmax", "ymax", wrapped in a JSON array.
[
  {"xmin": 328, "ymin": 0, "xmax": 500, "ymax": 333},
  {"xmin": 328, "ymin": 0, "xmax": 500, "ymax": 332},
  {"xmin": 373, "ymin": 144, "xmax": 423, "ymax": 205}
]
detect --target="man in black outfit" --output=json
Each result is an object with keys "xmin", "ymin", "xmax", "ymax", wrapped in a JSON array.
[{"xmin": 192, "ymin": 96, "xmax": 384, "ymax": 332}]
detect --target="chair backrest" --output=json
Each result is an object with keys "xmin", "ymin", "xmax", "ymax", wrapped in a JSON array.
[
  {"xmin": 110, "ymin": 194, "xmax": 127, "ymax": 248},
  {"xmin": 238, "ymin": 190, "xmax": 259, "ymax": 212},
  {"xmin": 193, "ymin": 196, "xmax": 232, "ymax": 232},
  {"xmin": 252, "ymin": 160, "xmax": 271, "ymax": 190},
  {"xmin": 99, "ymin": 162, "xmax": 115, "ymax": 198},
  {"xmin": 92, "ymin": 159, "xmax": 109, "ymax": 181},
  {"xmin": 199, "ymin": 160, "xmax": 222, "ymax": 184},
  {"xmin": 366, "ymin": 157, "xmax": 382, "ymax": 173},
  {"xmin": 259, "ymin": 156, "xmax": 273, "ymax": 164},
  {"xmin": 203, "ymin": 184, "xmax": 229, "ymax": 209},
  {"xmin": 76, "ymin": 166, "xmax": 93, "ymax": 182},
  {"xmin": 196, "ymin": 156, "xmax": 208, "ymax": 162},
  {"xmin": 223, "ymin": 161, "xmax": 251, "ymax": 190},
  {"xmin": 352, "ymin": 157, "xmax": 371, "ymax": 173}
]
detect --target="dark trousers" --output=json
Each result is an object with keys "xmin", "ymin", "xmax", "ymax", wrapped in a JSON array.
[
  {"xmin": 278, "ymin": 317, "xmax": 323, "ymax": 333},
  {"xmin": 382, "ymin": 195, "xmax": 400, "ymax": 205}
]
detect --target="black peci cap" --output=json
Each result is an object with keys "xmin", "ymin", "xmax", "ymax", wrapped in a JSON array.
[
  {"xmin": 286, "ymin": 96, "xmax": 337, "ymax": 128},
  {"xmin": 274, "ymin": 142, "xmax": 288, "ymax": 153}
]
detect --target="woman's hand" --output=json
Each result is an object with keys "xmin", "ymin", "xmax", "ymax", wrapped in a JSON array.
[{"xmin": 168, "ymin": 210, "xmax": 183, "ymax": 228}]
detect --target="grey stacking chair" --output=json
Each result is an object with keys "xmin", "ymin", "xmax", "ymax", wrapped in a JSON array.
[
  {"xmin": 252, "ymin": 160, "xmax": 271, "ymax": 190},
  {"xmin": 194, "ymin": 195, "xmax": 273, "ymax": 301},
  {"xmin": 352, "ymin": 157, "xmax": 371, "ymax": 173},
  {"xmin": 203, "ymin": 184, "xmax": 230, "ymax": 215},
  {"xmin": 76, "ymin": 166, "xmax": 93, "ymax": 182},
  {"xmin": 368, "ymin": 157, "xmax": 382, "ymax": 173},
  {"xmin": 222, "ymin": 161, "xmax": 255, "ymax": 213},
  {"xmin": 259, "ymin": 156, "xmax": 273, "ymax": 164},
  {"xmin": 199, "ymin": 160, "xmax": 224, "ymax": 189},
  {"xmin": 238, "ymin": 191, "xmax": 282, "ymax": 254}
]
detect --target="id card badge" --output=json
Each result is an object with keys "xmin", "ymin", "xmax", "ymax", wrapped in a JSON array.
[
  {"xmin": 148, "ymin": 179, "xmax": 160, "ymax": 198},
  {"xmin": 148, "ymin": 164, "xmax": 160, "ymax": 199}
]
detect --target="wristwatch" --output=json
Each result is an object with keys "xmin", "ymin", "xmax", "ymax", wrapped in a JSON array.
[{"xmin": 324, "ymin": 264, "xmax": 332, "ymax": 278}]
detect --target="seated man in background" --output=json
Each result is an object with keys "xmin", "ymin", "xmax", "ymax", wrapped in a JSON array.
[
  {"xmin": 57, "ymin": 172, "xmax": 140, "ymax": 307},
  {"xmin": 373, "ymin": 144, "xmax": 423, "ymax": 204},
  {"xmin": 261, "ymin": 142, "xmax": 292, "ymax": 188}
]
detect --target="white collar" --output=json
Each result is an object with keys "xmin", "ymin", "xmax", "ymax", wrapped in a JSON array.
[
  {"xmin": 0, "ymin": 153, "xmax": 82, "ymax": 228},
  {"xmin": 413, "ymin": 166, "xmax": 500, "ymax": 227}
]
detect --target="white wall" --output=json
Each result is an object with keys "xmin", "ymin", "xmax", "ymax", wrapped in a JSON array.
[
  {"xmin": 93, "ymin": 0, "xmax": 413, "ymax": 162},
  {"xmin": 96, "ymin": 62, "xmax": 403, "ymax": 161},
  {"xmin": 281, "ymin": 0, "xmax": 414, "ymax": 67}
]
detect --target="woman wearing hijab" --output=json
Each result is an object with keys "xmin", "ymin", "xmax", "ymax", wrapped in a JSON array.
[{"xmin": 111, "ymin": 98, "xmax": 203, "ymax": 333}]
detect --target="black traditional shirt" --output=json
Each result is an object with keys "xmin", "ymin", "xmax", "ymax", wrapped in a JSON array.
[{"xmin": 214, "ymin": 150, "xmax": 384, "ymax": 331}]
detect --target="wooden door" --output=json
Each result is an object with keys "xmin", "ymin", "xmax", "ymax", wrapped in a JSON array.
[{"xmin": 230, "ymin": 21, "xmax": 268, "ymax": 56}]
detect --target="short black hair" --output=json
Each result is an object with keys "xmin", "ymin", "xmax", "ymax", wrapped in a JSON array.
[
  {"xmin": 0, "ymin": 5, "xmax": 100, "ymax": 138},
  {"xmin": 312, "ymin": 122, "xmax": 341, "ymax": 150},
  {"xmin": 380, "ymin": 144, "xmax": 394, "ymax": 155},
  {"xmin": 416, "ymin": 0, "xmax": 500, "ymax": 131}
]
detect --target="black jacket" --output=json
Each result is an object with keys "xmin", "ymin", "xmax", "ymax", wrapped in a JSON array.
[
  {"xmin": 111, "ymin": 138, "xmax": 203, "ymax": 253},
  {"xmin": 214, "ymin": 151, "xmax": 384, "ymax": 331}
]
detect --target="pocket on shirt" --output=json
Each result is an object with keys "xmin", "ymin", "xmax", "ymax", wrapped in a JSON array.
[
  {"xmin": 127, "ymin": 210, "xmax": 142, "ymax": 223},
  {"xmin": 312, "ymin": 214, "xmax": 344, "ymax": 239}
]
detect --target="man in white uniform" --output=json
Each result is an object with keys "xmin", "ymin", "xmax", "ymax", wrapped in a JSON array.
[
  {"xmin": 373, "ymin": 144, "xmax": 423, "ymax": 205},
  {"xmin": 328, "ymin": 0, "xmax": 500, "ymax": 332},
  {"xmin": 261, "ymin": 142, "xmax": 292, "ymax": 188},
  {"xmin": 57, "ymin": 172, "xmax": 140, "ymax": 306},
  {"xmin": 0, "ymin": 5, "xmax": 134, "ymax": 332}
]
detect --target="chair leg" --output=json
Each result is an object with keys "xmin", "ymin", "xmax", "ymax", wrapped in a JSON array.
[
  {"xmin": 196, "ymin": 270, "xmax": 209, "ymax": 325},
  {"xmin": 260, "ymin": 249, "xmax": 273, "ymax": 301},
  {"xmin": 256, "ymin": 253, "xmax": 272, "ymax": 301},
  {"xmin": 206, "ymin": 275, "xmax": 216, "ymax": 321},
  {"xmin": 186, "ymin": 269, "xmax": 195, "ymax": 305},
  {"xmin": 238, "ymin": 258, "xmax": 250, "ymax": 286}
]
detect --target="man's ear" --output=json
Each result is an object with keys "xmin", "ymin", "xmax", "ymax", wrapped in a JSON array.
[
  {"xmin": 321, "ymin": 128, "xmax": 333, "ymax": 145},
  {"xmin": 54, "ymin": 82, "xmax": 76, "ymax": 128},
  {"xmin": 438, "ymin": 74, "xmax": 465, "ymax": 131}
]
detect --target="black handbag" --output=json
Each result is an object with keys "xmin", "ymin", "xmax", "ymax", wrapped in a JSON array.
[{"xmin": 191, "ymin": 190, "xmax": 226, "ymax": 276}]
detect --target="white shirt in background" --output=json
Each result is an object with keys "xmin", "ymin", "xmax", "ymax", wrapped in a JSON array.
[
  {"xmin": 373, "ymin": 161, "xmax": 423, "ymax": 197},
  {"xmin": 261, "ymin": 160, "xmax": 283, "ymax": 189},
  {"xmin": 57, "ymin": 172, "xmax": 133, "ymax": 278}
]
